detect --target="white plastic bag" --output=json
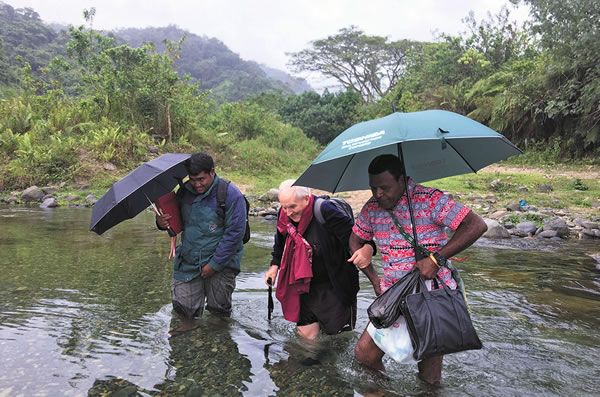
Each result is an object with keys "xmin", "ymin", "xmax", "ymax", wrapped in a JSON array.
[{"xmin": 367, "ymin": 315, "xmax": 417, "ymax": 364}]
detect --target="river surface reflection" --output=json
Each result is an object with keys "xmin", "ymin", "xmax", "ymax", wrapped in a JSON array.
[{"xmin": 0, "ymin": 206, "xmax": 599, "ymax": 396}]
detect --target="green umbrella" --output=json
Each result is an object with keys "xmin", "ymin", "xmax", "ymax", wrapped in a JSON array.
[{"xmin": 295, "ymin": 110, "xmax": 521, "ymax": 193}]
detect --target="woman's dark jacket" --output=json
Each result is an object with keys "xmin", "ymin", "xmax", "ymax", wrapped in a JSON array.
[{"xmin": 271, "ymin": 199, "xmax": 359, "ymax": 306}]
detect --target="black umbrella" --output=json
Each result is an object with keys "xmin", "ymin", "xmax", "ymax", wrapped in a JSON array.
[{"xmin": 90, "ymin": 153, "xmax": 190, "ymax": 235}]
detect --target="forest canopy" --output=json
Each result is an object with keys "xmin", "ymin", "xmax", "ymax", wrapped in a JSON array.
[{"xmin": 0, "ymin": 1, "xmax": 598, "ymax": 193}]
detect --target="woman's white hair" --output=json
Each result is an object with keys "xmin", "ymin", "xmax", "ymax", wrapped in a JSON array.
[{"xmin": 278, "ymin": 179, "xmax": 311, "ymax": 200}]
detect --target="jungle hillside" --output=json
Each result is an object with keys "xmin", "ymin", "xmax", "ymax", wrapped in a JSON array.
[{"xmin": 0, "ymin": 0, "xmax": 598, "ymax": 202}]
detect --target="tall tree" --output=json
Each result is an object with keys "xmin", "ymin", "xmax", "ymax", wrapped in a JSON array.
[
  {"xmin": 278, "ymin": 89, "xmax": 362, "ymax": 144},
  {"xmin": 288, "ymin": 26, "xmax": 421, "ymax": 103},
  {"xmin": 517, "ymin": 0, "xmax": 600, "ymax": 155}
]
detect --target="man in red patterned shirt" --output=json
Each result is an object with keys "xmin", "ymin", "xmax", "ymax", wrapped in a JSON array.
[{"xmin": 348, "ymin": 154, "xmax": 487, "ymax": 384}]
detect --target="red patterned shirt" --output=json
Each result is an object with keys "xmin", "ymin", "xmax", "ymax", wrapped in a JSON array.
[{"xmin": 352, "ymin": 178, "xmax": 470, "ymax": 291}]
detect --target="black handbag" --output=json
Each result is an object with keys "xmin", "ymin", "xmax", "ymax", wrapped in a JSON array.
[
  {"xmin": 367, "ymin": 269, "xmax": 420, "ymax": 329},
  {"xmin": 401, "ymin": 278, "xmax": 482, "ymax": 361}
]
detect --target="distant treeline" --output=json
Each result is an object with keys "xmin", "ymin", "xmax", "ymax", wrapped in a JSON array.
[{"xmin": 0, "ymin": 1, "xmax": 598, "ymax": 192}]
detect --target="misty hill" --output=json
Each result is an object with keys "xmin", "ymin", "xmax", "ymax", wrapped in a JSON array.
[
  {"xmin": 260, "ymin": 64, "xmax": 312, "ymax": 94},
  {"xmin": 0, "ymin": 2, "xmax": 70, "ymax": 83},
  {"xmin": 0, "ymin": 3, "xmax": 311, "ymax": 100},
  {"xmin": 115, "ymin": 25, "xmax": 312, "ymax": 101}
]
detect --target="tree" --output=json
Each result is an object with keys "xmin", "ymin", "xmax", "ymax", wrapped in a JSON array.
[
  {"xmin": 461, "ymin": 7, "xmax": 534, "ymax": 70},
  {"xmin": 62, "ymin": 11, "xmax": 208, "ymax": 141},
  {"xmin": 516, "ymin": 0, "xmax": 600, "ymax": 156},
  {"xmin": 278, "ymin": 89, "xmax": 362, "ymax": 144},
  {"xmin": 288, "ymin": 26, "xmax": 421, "ymax": 103}
]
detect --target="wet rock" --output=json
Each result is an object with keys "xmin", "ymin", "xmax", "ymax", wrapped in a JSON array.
[
  {"xmin": 510, "ymin": 229, "xmax": 530, "ymax": 238},
  {"xmin": 103, "ymin": 162, "xmax": 117, "ymax": 171},
  {"xmin": 40, "ymin": 198, "xmax": 59, "ymax": 208},
  {"xmin": 503, "ymin": 221, "xmax": 515, "ymax": 229},
  {"xmin": 483, "ymin": 219, "xmax": 511, "ymax": 238},
  {"xmin": 536, "ymin": 184, "xmax": 553, "ymax": 192},
  {"xmin": 88, "ymin": 378, "xmax": 140, "ymax": 397},
  {"xmin": 264, "ymin": 188, "xmax": 279, "ymax": 202},
  {"xmin": 539, "ymin": 230, "xmax": 557, "ymax": 238},
  {"xmin": 259, "ymin": 209, "xmax": 278, "ymax": 217},
  {"xmin": 85, "ymin": 194, "xmax": 97, "ymax": 206},
  {"xmin": 506, "ymin": 202, "xmax": 521, "ymax": 212},
  {"xmin": 22, "ymin": 186, "xmax": 45, "ymax": 202},
  {"xmin": 581, "ymin": 221, "xmax": 599, "ymax": 230},
  {"xmin": 5, "ymin": 195, "xmax": 18, "ymax": 204},
  {"xmin": 41, "ymin": 186, "xmax": 58, "ymax": 195},
  {"xmin": 263, "ymin": 214, "xmax": 277, "ymax": 221},
  {"xmin": 489, "ymin": 210, "xmax": 508, "ymax": 219},
  {"xmin": 516, "ymin": 221, "xmax": 537, "ymax": 235},
  {"xmin": 543, "ymin": 217, "xmax": 569, "ymax": 238},
  {"xmin": 582, "ymin": 229, "xmax": 600, "ymax": 238}
]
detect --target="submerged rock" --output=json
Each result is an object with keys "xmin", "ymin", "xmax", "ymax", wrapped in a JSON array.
[
  {"xmin": 543, "ymin": 217, "xmax": 569, "ymax": 238},
  {"xmin": 40, "ymin": 198, "xmax": 59, "ymax": 208}
]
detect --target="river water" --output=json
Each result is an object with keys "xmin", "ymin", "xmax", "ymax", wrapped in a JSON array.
[{"xmin": 0, "ymin": 206, "xmax": 599, "ymax": 396}]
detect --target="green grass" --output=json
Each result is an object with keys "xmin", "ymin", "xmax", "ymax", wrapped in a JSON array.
[{"xmin": 424, "ymin": 168, "xmax": 600, "ymax": 215}]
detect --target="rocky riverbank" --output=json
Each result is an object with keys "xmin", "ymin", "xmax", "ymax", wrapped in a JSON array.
[
  {"xmin": 247, "ymin": 187, "xmax": 600, "ymax": 242},
  {"xmin": 3, "ymin": 181, "xmax": 599, "ymax": 242}
]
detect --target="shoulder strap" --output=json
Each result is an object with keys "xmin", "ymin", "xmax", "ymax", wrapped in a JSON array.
[
  {"xmin": 314, "ymin": 197, "xmax": 326, "ymax": 224},
  {"xmin": 388, "ymin": 210, "xmax": 430, "ymax": 258},
  {"xmin": 216, "ymin": 178, "xmax": 230, "ymax": 221}
]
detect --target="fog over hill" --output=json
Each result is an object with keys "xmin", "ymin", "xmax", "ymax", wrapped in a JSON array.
[{"xmin": 0, "ymin": 2, "xmax": 312, "ymax": 100}]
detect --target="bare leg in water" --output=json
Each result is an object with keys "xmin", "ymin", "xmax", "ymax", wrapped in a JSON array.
[{"xmin": 355, "ymin": 327, "xmax": 443, "ymax": 385}]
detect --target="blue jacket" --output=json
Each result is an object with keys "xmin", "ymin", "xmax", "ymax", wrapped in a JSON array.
[{"xmin": 173, "ymin": 175, "xmax": 246, "ymax": 281}]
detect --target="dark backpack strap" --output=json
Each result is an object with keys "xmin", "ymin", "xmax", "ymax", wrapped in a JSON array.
[
  {"xmin": 216, "ymin": 178, "xmax": 230, "ymax": 224},
  {"xmin": 314, "ymin": 197, "xmax": 326, "ymax": 224}
]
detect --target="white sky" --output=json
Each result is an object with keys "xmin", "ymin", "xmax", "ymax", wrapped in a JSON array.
[{"xmin": 4, "ymin": 0, "xmax": 530, "ymax": 86}]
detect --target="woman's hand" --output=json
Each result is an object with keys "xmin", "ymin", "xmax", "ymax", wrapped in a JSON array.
[{"xmin": 264, "ymin": 265, "xmax": 279, "ymax": 286}]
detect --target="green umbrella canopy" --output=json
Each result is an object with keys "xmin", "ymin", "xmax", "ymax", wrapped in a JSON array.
[{"xmin": 295, "ymin": 110, "xmax": 521, "ymax": 193}]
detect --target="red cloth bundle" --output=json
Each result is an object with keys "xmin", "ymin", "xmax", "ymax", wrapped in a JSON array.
[
  {"xmin": 155, "ymin": 191, "xmax": 183, "ymax": 259},
  {"xmin": 155, "ymin": 191, "xmax": 183, "ymax": 234}
]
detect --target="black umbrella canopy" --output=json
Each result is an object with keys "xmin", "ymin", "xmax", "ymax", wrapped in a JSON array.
[{"xmin": 90, "ymin": 153, "xmax": 190, "ymax": 235}]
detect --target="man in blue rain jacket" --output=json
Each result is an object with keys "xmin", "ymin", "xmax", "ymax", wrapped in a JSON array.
[{"xmin": 156, "ymin": 152, "xmax": 246, "ymax": 336}]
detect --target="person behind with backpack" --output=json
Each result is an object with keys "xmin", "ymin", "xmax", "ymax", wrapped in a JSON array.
[
  {"xmin": 156, "ymin": 152, "xmax": 248, "ymax": 336},
  {"xmin": 264, "ymin": 180, "xmax": 375, "ymax": 340}
]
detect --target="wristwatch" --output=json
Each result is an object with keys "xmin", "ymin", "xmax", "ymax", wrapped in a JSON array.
[{"xmin": 432, "ymin": 252, "xmax": 448, "ymax": 267}]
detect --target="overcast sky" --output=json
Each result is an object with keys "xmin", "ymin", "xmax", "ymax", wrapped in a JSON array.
[{"xmin": 5, "ymin": 0, "xmax": 530, "ymax": 84}]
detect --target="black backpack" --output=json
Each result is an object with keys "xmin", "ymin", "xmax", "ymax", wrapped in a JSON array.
[
  {"xmin": 313, "ymin": 196, "xmax": 354, "ymax": 225},
  {"xmin": 216, "ymin": 179, "xmax": 251, "ymax": 244}
]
